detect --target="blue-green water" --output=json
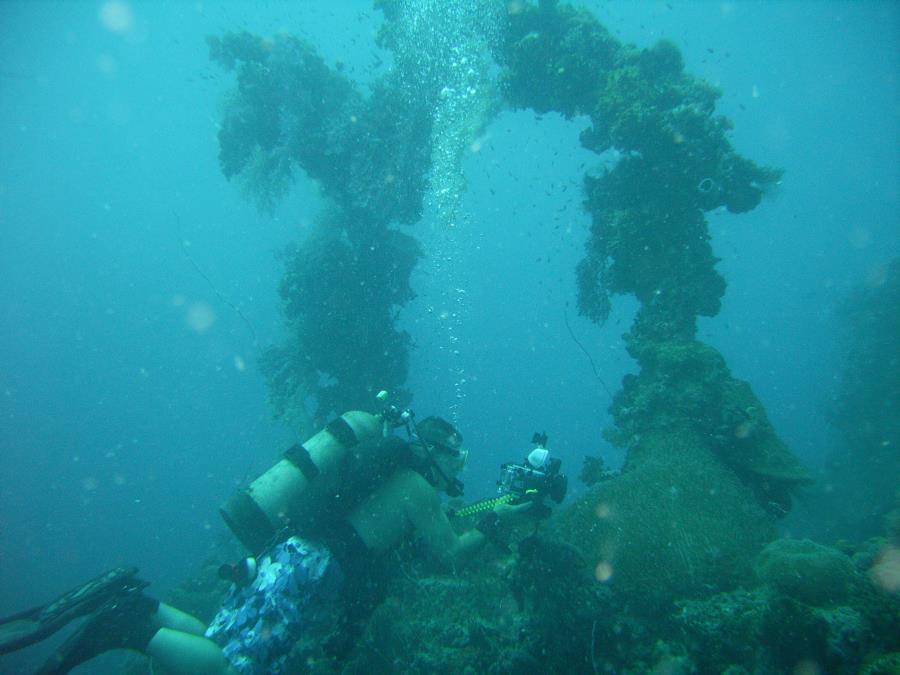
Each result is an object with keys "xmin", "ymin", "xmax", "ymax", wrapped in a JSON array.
[{"xmin": 0, "ymin": 2, "xmax": 897, "ymax": 673}]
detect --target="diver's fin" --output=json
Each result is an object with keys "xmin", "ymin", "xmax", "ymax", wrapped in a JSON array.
[
  {"xmin": 34, "ymin": 589, "xmax": 159, "ymax": 675},
  {"xmin": 0, "ymin": 567, "xmax": 146, "ymax": 655}
]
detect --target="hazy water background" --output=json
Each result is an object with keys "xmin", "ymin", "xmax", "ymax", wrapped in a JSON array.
[{"xmin": 0, "ymin": 2, "xmax": 897, "ymax": 672}]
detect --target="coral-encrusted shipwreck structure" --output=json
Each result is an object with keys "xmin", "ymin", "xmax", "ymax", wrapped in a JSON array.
[{"xmin": 147, "ymin": 2, "xmax": 898, "ymax": 673}]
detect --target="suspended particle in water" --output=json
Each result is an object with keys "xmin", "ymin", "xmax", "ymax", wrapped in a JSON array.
[
  {"xmin": 734, "ymin": 420, "xmax": 755, "ymax": 439},
  {"xmin": 594, "ymin": 561, "xmax": 613, "ymax": 582},
  {"xmin": 847, "ymin": 226, "xmax": 872, "ymax": 249},
  {"xmin": 186, "ymin": 302, "xmax": 216, "ymax": 333},
  {"xmin": 99, "ymin": 1, "xmax": 133, "ymax": 34},
  {"xmin": 96, "ymin": 54, "xmax": 117, "ymax": 77},
  {"xmin": 507, "ymin": 1, "xmax": 526, "ymax": 15},
  {"xmin": 594, "ymin": 503, "xmax": 612, "ymax": 519},
  {"xmin": 869, "ymin": 545, "xmax": 900, "ymax": 593},
  {"xmin": 791, "ymin": 660, "xmax": 823, "ymax": 675}
]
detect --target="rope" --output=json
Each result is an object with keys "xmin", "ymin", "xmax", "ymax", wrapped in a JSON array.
[
  {"xmin": 173, "ymin": 212, "xmax": 259, "ymax": 347},
  {"xmin": 563, "ymin": 304, "xmax": 614, "ymax": 399}
]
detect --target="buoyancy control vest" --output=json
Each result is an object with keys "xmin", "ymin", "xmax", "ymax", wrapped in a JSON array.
[
  {"xmin": 220, "ymin": 411, "xmax": 383, "ymax": 553},
  {"xmin": 297, "ymin": 435, "xmax": 422, "ymax": 538},
  {"xmin": 220, "ymin": 411, "xmax": 429, "ymax": 554}
]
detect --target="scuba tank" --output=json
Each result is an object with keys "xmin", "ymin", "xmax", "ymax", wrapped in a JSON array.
[{"xmin": 219, "ymin": 411, "xmax": 383, "ymax": 553}]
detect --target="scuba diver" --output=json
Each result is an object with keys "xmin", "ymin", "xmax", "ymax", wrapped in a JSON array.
[{"xmin": 0, "ymin": 405, "xmax": 535, "ymax": 674}]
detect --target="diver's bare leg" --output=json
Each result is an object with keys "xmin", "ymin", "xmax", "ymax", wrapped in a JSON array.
[
  {"xmin": 151, "ymin": 603, "xmax": 207, "ymax": 636},
  {"xmin": 146, "ymin": 627, "xmax": 236, "ymax": 675}
]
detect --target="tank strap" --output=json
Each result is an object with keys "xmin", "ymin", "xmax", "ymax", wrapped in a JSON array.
[
  {"xmin": 325, "ymin": 416, "xmax": 359, "ymax": 448},
  {"xmin": 219, "ymin": 490, "xmax": 278, "ymax": 554},
  {"xmin": 284, "ymin": 444, "xmax": 320, "ymax": 481}
]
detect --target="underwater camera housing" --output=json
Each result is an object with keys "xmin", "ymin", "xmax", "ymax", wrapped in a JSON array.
[{"xmin": 497, "ymin": 432, "xmax": 568, "ymax": 506}]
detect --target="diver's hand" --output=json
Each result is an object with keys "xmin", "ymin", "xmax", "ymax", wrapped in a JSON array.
[
  {"xmin": 476, "ymin": 500, "xmax": 543, "ymax": 550},
  {"xmin": 493, "ymin": 500, "xmax": 537, "ymax": 522}
]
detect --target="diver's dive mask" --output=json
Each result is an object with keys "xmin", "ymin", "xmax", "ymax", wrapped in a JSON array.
[
  {"xmin": 415, "ymin": 416, "xmax": 467, "ymax": 497},
  {"xmin": 424, "ymin": 441, "xmax": 466, "ymax": 498},
  {"xmin": 432, "ymin": 439, "xmax": 469, "ymax": 466}
]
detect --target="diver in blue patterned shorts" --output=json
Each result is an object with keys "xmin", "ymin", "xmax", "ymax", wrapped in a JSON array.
[
  {"xmin": 1, "ymin": 412, "xmax": 533, "ymax": 674},
  {"xmin": 202, "ymin": 536, "xmax": 345, "ymax": 674}
]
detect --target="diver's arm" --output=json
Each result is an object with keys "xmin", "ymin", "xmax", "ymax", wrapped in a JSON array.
[
  {"xmin": 404, "ymin": 475, "xmax": 487, "ymax": 567},
  {"xmin": 404, "ymin": 473, "xmax": 531, "ymax": 568}
]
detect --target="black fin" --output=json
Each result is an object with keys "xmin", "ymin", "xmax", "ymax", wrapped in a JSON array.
[
  {"xmin": 34, "ymin": 590, "xmax": 159, "ymax": 675},
  {"xmin": 0, "ymin": 567, "xmax": 145, "ymax": 655}
]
